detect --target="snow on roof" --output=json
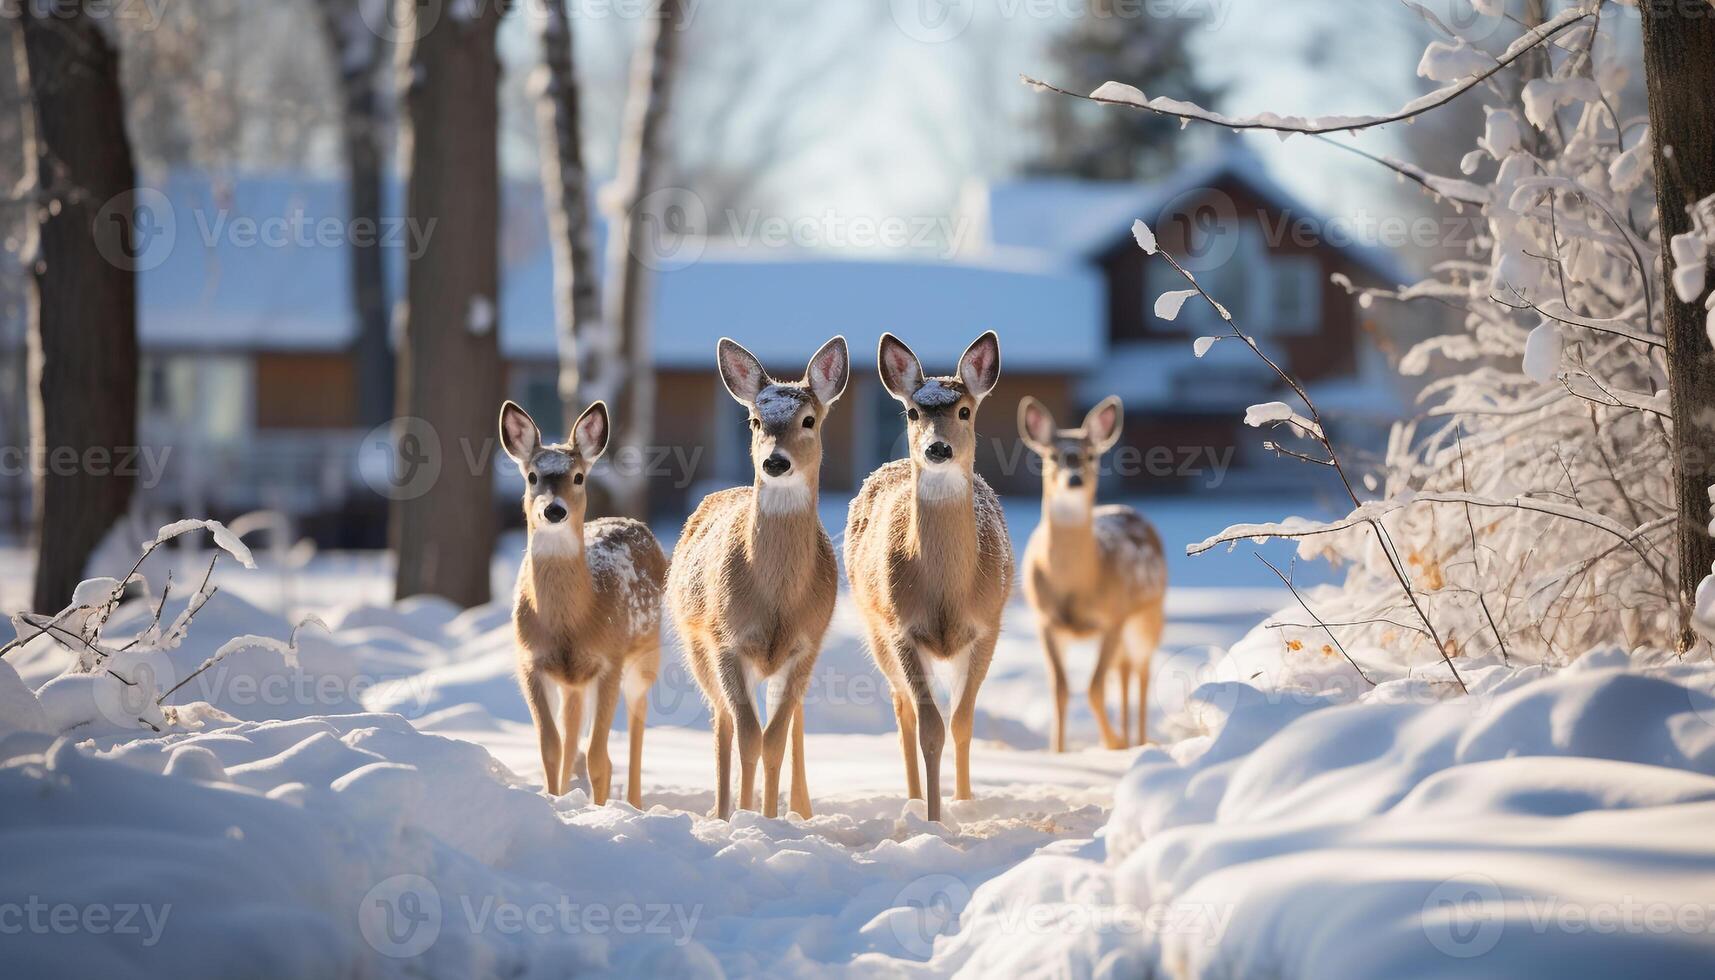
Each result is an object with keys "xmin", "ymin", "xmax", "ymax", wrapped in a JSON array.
[
  {"xmin": 987, "ymin": 144, "xmax": 1411, "ymax": 285},
  {"xmin": 137, "ymin": 172, "xmax": 1106, "ymax": 370}
]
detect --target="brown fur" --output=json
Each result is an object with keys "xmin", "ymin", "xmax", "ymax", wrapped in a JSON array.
[
  {"xmin": 1019, "ymin": 395, "xmax": 1167, "ymax": 751},
  {"xmin": 667, "ymin": 337, "xmax": 847, "ymax": 820},
  {"xmin": 844, "ymin": 332, "xmax": 1013, "ymax": 823},
  {"xmin": 502, "ymin": 400, "xmax": 666, "ymax": 806}
]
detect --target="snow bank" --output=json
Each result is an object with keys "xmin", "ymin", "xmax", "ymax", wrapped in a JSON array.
[{"xmin": 918, "ymin": 650, "xmax": 1715, "ymax": 978}]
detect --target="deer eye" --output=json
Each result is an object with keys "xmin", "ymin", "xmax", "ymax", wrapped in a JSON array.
[
  {"xmin": 803, "ymin": 416, "xmax": 816, "ymax": 429},
  {"xmin": 959, "ymin": 406, "xmax": 971, "ymax": 420},
  {"xmin": 573, "ymin": 472, "xmax": 585, "ymax": 486},
  {"xmin": 749, "ymin": 418, "xmax": 760, "ymax": 430},
  {"xmin": 527, "ymin": 472, "xmax": 538, "ymax": 485},
  {"xmin": 907, "ymin": 408, "xmax": 919, "ymax": 422}
]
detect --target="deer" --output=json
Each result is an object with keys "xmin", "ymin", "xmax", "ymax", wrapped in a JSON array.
[
  {"xmin": 500, "ymin": 399, "xmax": 667, "ymax": 807},
  {"xmin": 1018, "ymin": 395, "xmax": 1166, "ymax": 752},
  {"xmin": 844, "ymin": 331, "xmax": 1012, "ymax": 824},
  {"xmin": 667, "ymin": 336, "xmax": 848, "ymax": 821}
]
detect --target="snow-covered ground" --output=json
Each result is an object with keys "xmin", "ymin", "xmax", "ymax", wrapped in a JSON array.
[{"xmin": 4, "ymin": 495, "xmax": 1713, "ymax": 977}]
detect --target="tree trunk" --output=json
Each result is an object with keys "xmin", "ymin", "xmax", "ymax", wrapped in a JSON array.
[
  {"xmin": 390, "ymin": 3, "xmax": 504, "ymax": 607},
  {"xmin": 315, "ymin": 0, "xmax": 394, "ymax": 427},
  {"xmin": 17, "ymin": 8, "xmax": 140, "ymax": 614},
  {"xmin": 533, "ymin": 0, "xmax": 602, "ymax": 434},
  {"xmin": 1640, "ymin": 4, "xmax": 1715, "ymax": 649},
  {"xmin": 601, "ymin": 0, "xmax": 687, "ymax": 518}
]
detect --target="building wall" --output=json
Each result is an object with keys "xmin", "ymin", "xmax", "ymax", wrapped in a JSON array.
[
  {"xmin": 1099, "ymin": 176, "xmax": 1374, "ymax": 382},
  {"xmin": 255, "ymin": 353, "xmax": 357, "ymax": 429}
]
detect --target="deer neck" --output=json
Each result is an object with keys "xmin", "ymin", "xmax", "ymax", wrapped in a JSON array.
[
  {"xmin": 909, "ymin": 463, "xmax": 978, "ymax": 570},
  {"xmin": 1043, "ymin": 491, "xmax": 1099, "ymax": 581},
  {"xmin": 746, "ymin": 474, "xmax": 820, "ymax": 576},
  {"xmin": 526, "ymin": 521, "xmax": 592, "ymax": 628}
]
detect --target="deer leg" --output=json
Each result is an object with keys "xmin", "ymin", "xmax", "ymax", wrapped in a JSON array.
[
  {"xmin": 950, "ymin": 636, "xmax": 994, "ymax": 802},
  {"xmin": 761, "ymin": 653, "xmax": 814, "ymax": 819},
  {"xmin": 1116, "ymin": 659, "xmax": 1133, "ymax": 748},
  {"xmin": 900, "ymin": 642, "xmax": 945, "ymax": 823},
  {"xmin": 713, "ymin": 708, "xmax": 734, "ymax": 820},
  {"xmin": 718, "ymin": 653, "xmax": 763, "ymax": 815},
  {"xmin": 1039, "ymin": 625, "xmax": 1069, "ymax": 753},
  {"xmin": 1136, "ymin": 661, "xmax": 1150, "ymax": 745},
  {"xmin": 891, "ymin": 687, "xmax": 922, "ymax": 800},
  {"xmin": 558, "ymin": 684, "xmax": 585, "ymax": 793},
  {"xmin": 1090, "ymin": 629, "xmax": 1125, "ymax": 750},
  {"xmin": 522, "ymin": 669, "xmax": 562, "ymax": 796},
  {"xmin": 585, "ymin": 671, "xmax": 622, "ymax": 805},
  {"xmin": 624, "ymin": 656, "xmax": 654, "ymax": 809},
  {"xmin": 789, "ymin": 701, "xmax": 812, "ymax": 819}
]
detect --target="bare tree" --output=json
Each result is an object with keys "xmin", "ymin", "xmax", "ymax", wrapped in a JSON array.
[
  {"xmin": 390, "ymin": 2, "xmax": 505, "ymax": 607},
  {"xmin": 532, "ymin": 0, "xmax": 602, "ymax": 433},
  {"xmin": 16, "ymin": 4, "xmax": 141, "ymax": 613},
  {"xmin": 1639, "ymin": 1, "xmax": 1715, "ymax": 648},
  {"xmin": 314, "ymin": 0, "xmax": 394, "ymax": 426},
  {"xmin": 600, "ymin": 0, "xmax": 687, "ymax": 519}
]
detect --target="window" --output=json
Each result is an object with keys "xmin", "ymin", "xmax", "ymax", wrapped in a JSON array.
[{"xmin": 1270, "ymin": 255, "xmax": 1322, "ymax": 334}]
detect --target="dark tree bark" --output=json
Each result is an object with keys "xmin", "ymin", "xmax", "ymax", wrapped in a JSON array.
[
  {"xmin": 533, "ymin": 0, "xmax": 602, "ymax": 434},
  {"xmin": 1639, "ymin": 2, "xmax": 1715, "ymax": 649},
  {"xmin": 315, "ymin": 0, "xmax": 394, "ymax": 426},
  {"xmin": 17, "ymin": 8, "xmax": 140, "ymax": 613},
  {"xmin": 390, "ymin": 3, "xmax": 504, "ymax": 607},
  {"xmin": 602, "ymin": 0, "xmax": 687, "ymax": 519}
]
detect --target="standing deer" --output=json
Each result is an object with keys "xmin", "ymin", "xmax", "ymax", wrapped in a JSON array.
[
  {"xmin": 501, "ymin": 400, "xmax": 667, "ymax": 806},
  {"xmin": 668, "ymin": 336, "xmax": 848, "ymax": 820},
  {"xmin": 1018, "ymin": 395, "xmax": 1166, "ymax": 751},
  {"xmin": 845, "ymin": 331, "xmax": 1012, "ymax": 824}
]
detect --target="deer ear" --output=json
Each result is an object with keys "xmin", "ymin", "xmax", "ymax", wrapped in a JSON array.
[
  {"xmin": 958, "ymin": 331, "xmax": 1001, "ymax": 398},
  {"xmin": 877, "ymin": 333, "xmax": 922, "ymax": 402},
  {"xmin": 499, "ymin": 401, "xmax": 540, "ymax": 463},
  {"xmin": 717, "ymin": 338, "xmax": 768, "ymax": 405},
  {"xmin": 572, "ymin": 401, "xmax": 610, "ymax": 462},
  {"xmin": 1084, "ymin": 395, "xmax": 1124, "ymax": 454},
  {"xmin": 1018, "ymin": 396, "xmax": 1056, "ymax": 454},
  {"xmin": 806, "ymin": 335, "xmax": 849, "ymax": 405}
]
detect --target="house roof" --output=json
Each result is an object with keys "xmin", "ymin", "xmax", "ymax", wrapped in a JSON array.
[
  {"xmin": 985, "ymin": 144, "xmax": 1412, "ymax": 286},
  {"xmin": 134, "ymin": 172, "xmax": 1107, "ymax": 370}
]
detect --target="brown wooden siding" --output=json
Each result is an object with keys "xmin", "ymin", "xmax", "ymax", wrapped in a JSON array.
[
  {"xmin": 255, "ymin": 353, "xmax": 356, "ymax": 429},
  {"xmin": 1099, "ymin": 176, "xmax": 1379, "ymax": 382}
]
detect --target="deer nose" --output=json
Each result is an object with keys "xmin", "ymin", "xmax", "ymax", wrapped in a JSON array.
[
  {"xmin": 925, "ymin": 442, "xmax": 953, "ymax": 464},
  {"xmin": 761, "ymin": 453, "xmax": 792, "ymax": 478},
  {"xmin": 1066, "ymin": 472, "xmax": 1085, "ymax": 488},
  {"xmin": 543, "ymin": 502, "xmax": 568, "ymax": 524}
]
